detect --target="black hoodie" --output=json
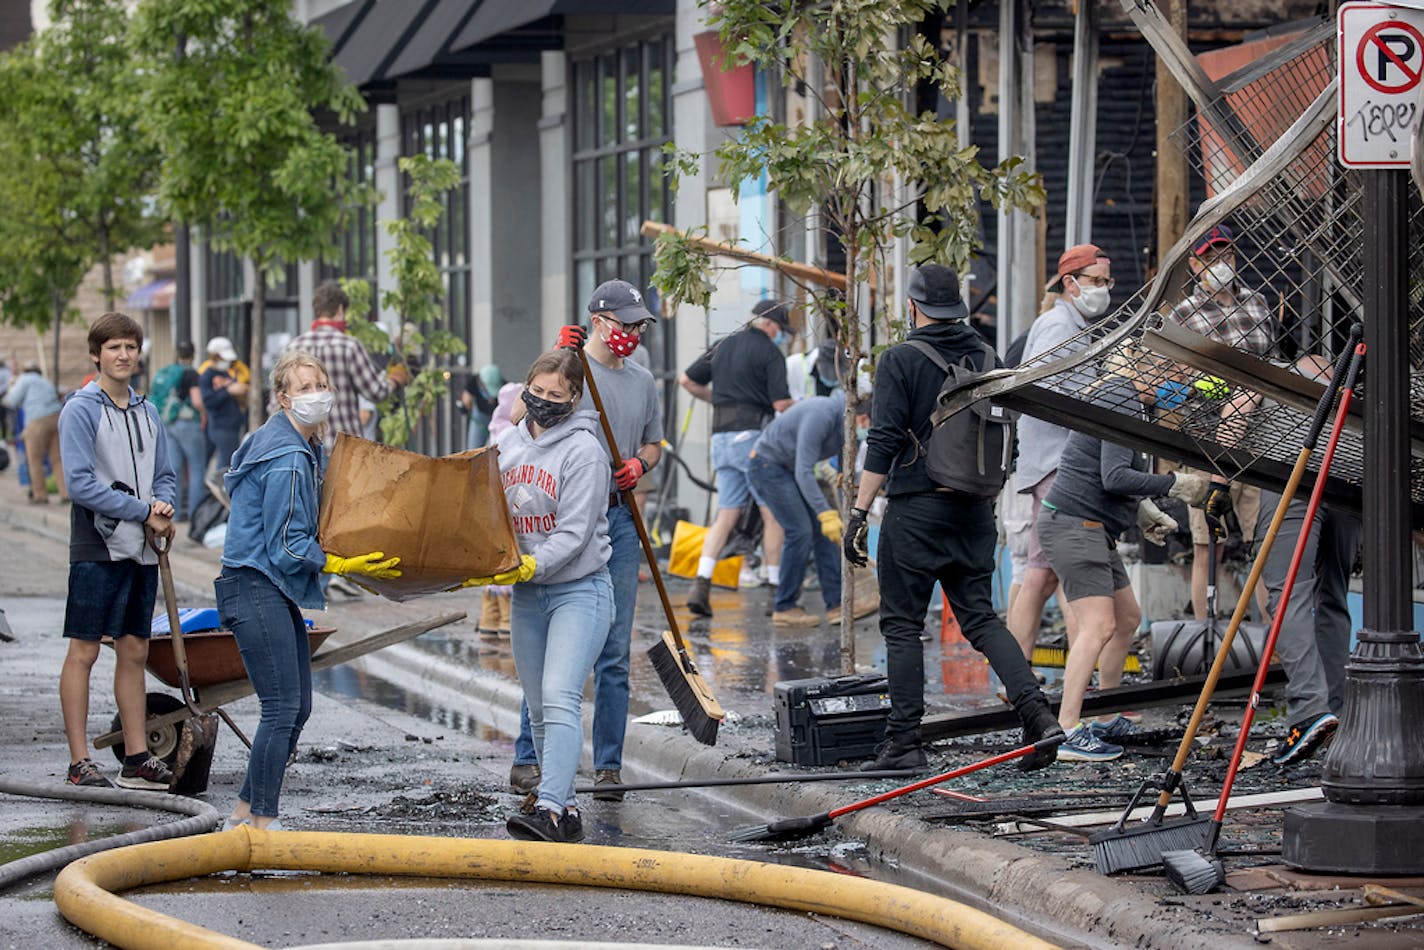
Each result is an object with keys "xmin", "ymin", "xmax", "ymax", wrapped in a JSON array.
[{"xmin": 864, "ymin": 320, "xmax": 998, "ymax": 497}]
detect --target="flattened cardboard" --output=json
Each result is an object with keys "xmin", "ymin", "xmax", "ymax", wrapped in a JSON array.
[{"xmin": 318, "ymin": 434, "xmax": 521, "ymax": 600}]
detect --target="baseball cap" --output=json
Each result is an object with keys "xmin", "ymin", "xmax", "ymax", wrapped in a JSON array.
[
  {"xmin": 206, "ymin": 336, "xmax": 238, "ymax": 362},
  {"xmin": 1192, "ymin": 224, "xmax": 1234, "ymax": 257},
  {"xmin": 1055, "ymin": 243, "xmax": 1111, "ymax": 284},
  {"xmin": 176, "ymin": 341, "xmax": 195, "ymax": 360},
  {"xmin": 906, "ymin": 264, "xmax": 969, "ymax": 321},
  {"xmin": 751, "ymin": 299, "xmax": 791, "ymax": 329},
  {"xmin": 588, "ymin": 279, "xmax": 656, "ymax": 324}
]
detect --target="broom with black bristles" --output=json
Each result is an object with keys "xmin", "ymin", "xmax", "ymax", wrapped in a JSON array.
[
  {"xmin": 1090, "ymin": 324, "xmax": 1361, "ymax": 876},
  {"xmin": 1162, "ymin": 340, "xmax": 1365, "ymax": 896},
  {"xmin": 576, "ymin": 347, "xmax": 724, "ymax": 745}
]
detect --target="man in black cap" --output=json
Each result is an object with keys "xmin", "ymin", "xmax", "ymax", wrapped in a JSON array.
[
  {"xmin": 845, "ymin": 264, "xmax": 1062, "ymax": 771},
  {"xmin": 678, "ymin": 299, "xmax": 795, "ymax": 616}
]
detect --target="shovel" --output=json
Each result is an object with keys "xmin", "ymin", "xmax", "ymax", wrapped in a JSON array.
[{"xmin": 149, "ymin": 532, "xmax": 219, "ymax": 795}]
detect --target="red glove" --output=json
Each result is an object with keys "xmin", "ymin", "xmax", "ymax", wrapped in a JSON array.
[
  {"xmin": 555, "ymin": 325, "xmax": 587, "ymax": 350},
  {"xmin": 612, "ymin": 456, "xmax": 645, "ymax": 491}
]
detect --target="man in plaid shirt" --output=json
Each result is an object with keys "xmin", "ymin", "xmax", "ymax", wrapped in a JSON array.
[
  {"xmin": 283, "ymin": 282, "xmax": 410, "ymax": 451},
  {"xmin": 1167, "ymin": 223, "xmax": 1277, "ymax": 621}
]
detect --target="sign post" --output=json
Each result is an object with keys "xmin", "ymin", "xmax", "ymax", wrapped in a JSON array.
[{"xmin": 1338, "ymin": 2, "xmax": 1424, "ymax": 168}]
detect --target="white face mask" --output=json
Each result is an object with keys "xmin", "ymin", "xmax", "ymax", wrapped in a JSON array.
[
  {"xmin": 1070, "ymin": 283, "xmax": 1111, "ymax": 318},
  {"xmin": 1199, "ymin": 260, "xmax": 1235, "ymax": 294},
  {"xmin": 287, "ymin": 390, "xmax": 333, "ymax": 426}
]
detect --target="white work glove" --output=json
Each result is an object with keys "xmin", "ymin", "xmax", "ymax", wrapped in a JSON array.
[
  {"xmin": 1137, "ymin": 499, "xmax": 1178, "ymax": 547},
  {"xmin": 1167, "ymin": 471, "xmax": 1210, "ymax": 506}
]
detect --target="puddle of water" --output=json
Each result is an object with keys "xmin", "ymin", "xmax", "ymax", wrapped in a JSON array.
[
  {"xmin": 0, "ymin": 819, "xmax": 148, "ymax": 865},
  {"xmin": 312, "ymin": 665, "xmax": 512, "ymax": 744}
]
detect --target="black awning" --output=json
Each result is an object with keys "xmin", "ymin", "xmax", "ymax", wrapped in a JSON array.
[
  {"xmin": 451, "ymin": 0, "xmax": 673, "ymax": 52},
  {"xmin": 313, "ymin": 0, "xmax": 374, "ymax": 53},
  {"xmin": 329, "ymin": 0, "xmax": 444, "ymax": 86},
  {"xmin": 384, "ymin": 0, "xmax": 484, "ymax": 79}
]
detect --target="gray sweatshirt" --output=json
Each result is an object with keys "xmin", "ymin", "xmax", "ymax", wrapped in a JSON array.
[
  {"xmin": 494, "ymin": 408, "xmax": 611, "ymax": 585},
  {"xmin": 753, "ymin": 390, "xmax": 845, "ymax": 513},
  {"xmin": 1042, "ymin": 377, "xmax": 1176, "ymax": 537}
]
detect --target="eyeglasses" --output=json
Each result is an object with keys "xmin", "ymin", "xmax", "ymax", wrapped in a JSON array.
[
  {"xmin": 1071, "ymin": 273, "xmax": 1115, "ymax": 290},
  {"xmin": 595, "ymin": 313, "xmax": 647, "ymax": 334}
]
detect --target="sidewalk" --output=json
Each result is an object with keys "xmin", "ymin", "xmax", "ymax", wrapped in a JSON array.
[{"xmin": 0, "ymin": 467, "xmax": 1414, "ymax": 948}]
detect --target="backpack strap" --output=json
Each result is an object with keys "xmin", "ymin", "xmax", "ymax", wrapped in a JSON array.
[{"xmin": 906, "ymin": 339, "xmax": 950, "ymax": 373}]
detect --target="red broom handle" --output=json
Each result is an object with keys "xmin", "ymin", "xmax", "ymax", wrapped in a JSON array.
[
  {"xmin": 827, "ymin": 738, "xmax": 1058, "ymax": 820},
  {"xmin": 1211, "ymin": 342, "xmax": 1365, "ymax": 823}
]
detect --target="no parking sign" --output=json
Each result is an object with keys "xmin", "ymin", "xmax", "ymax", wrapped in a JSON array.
[{"xmin": 1339, "ymin": 3, "xmax": 1424, "ymax": 167}]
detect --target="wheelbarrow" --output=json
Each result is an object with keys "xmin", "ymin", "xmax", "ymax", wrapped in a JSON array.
[{"xmin": 96, "ymin": 608, "xmax": 467, "ymax": 794}]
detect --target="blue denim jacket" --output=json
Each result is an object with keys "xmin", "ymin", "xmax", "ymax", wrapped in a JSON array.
[{"xmin": 221, "ymin": 412, "xmax": 326, "ymax": 610}]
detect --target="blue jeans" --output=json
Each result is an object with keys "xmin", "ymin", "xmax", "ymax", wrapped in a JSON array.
[
  {"xmin": 214, "ymin": 566, "xmax": 312, "ymax": 819},
  {"xmin": 510, "ymin": 570, "xmax": 613, "ymax": 815},
  {"xmin": 167, "ymin": 418, "xmax": 207, "ymax": 520},
  {"xmin": 208, "ymin": 423, "xmax": 241, "ymax": 473},
  {"xmin": 749, "ymin": 453, "xmax": 841, "ymax": 613},
  {"xmin": 514, "ymin": 505, "xmax": 638, "ymax": 771}
]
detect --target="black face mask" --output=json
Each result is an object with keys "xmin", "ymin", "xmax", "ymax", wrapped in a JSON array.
[{"xmin": 521, "ymin": 388, "xmax": 577, "ymax": 429}]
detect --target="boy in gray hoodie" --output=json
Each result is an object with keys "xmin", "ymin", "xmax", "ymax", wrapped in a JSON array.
[{"xmin": 58, "ymin": 312, "xmax": 178, "ymax": 790}]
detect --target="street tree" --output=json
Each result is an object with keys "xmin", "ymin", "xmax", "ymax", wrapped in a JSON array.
[
  {"xmin": 130, "ymin": 0, "xmax": 370, "ymax": 423},
  {"xmin": 0, "ymin": 0, "xmax": 163, "ymax": 371},
  {"xmin": 342, "ymin": 155, "xmax": 468, "ymax": 448},
  {"xmin": 652, "ymin": 0, "xmax": 1044, "ymax": 669}
]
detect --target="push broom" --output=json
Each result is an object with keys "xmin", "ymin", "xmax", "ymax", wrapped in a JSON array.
[
  {"xmin": 577, "ymin": 348, "xmax": 725, "ymax": 745},
  {"xmin": 731, "ymin": 735, "xmax": 1066, "ymax": 843},
  {"xmin": 1090, "ymin": 324, "xmax": 1362, "ymax": 875},
  {"xmin": 1162, "ymin": 340, "xmax": 1365, "ymax": 895}
]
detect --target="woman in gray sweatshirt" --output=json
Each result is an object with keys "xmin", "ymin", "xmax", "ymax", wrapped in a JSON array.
[{"xmin": 488, "ymin": 348, "xmax": 612, "ymax": 843}]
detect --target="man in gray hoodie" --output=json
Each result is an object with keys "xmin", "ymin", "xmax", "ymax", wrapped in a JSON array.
[{"xmin": 58, "ymin": 312, "xmax": 178, "ymax": 791}]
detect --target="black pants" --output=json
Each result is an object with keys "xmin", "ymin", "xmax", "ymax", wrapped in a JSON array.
[{"xmin": 877, "ymin": 491, "xmax": 1042, "ymax": 740}]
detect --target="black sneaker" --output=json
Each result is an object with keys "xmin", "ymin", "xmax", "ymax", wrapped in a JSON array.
[
  {"xmin": 860, "ymin": 735, "xmax": 928, "ymax": 771},
  {"xmin": 1272, "ymin": 713, "xmax": 1339, "ymax": 766},
  {"xmin": 116, "ymin": 755, "xmax": 173, "ymax": 791},
  {"xmin": 1018, "ymin": 701, "xmax": 1065, "ymax": 772},
  {"xmin": 592, "ymin": 769, "xmax": 625, "ymax": 801},
  {"xmin": 66, "ymin": 758, "xmax": 113, "ymax": 788},
  {"xmin": 507, "ymin": 806, "xmax": 567, "ymax": 842},
  {"xmin": 560, "ymin": 808, "xmax": 584, "ymax": 843},
  {"xmin": 687, "ymin": 577, "xmax": 713, "ymax": 617}
]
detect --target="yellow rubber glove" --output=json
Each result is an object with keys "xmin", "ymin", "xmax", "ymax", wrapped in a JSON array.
[
  {"xmin": 459, "ymin": 554, "xmax": 537, "ymax": 588},
  {"xmin": 1193, "ymin": 375, "xmax": 1230, "ymax": 400},
  {"xmin": 817, "ymin": 509, "xmax": 843, "ymax": 545},
  {"xmin": 323, "ymin": 551, "xmax": 402, "ymax": 580}
]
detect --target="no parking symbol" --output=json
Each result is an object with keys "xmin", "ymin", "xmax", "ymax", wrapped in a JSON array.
[{"xmin": 1339, "ymin": 4, "xmax": 1424, "ymax": 167}]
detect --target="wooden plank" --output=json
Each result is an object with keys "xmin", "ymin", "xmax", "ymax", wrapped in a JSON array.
[
  {"xmin": 1257, "ymin": 904, "xmax": 1423, "ymax": 933},
  {"xmin": 93, "ymin": 612, "xmax": 466, "ymax": 750},
  {"xmin": 920, "ymin": 665, "xmax": 1288, "ymax": 741},
  {"xmin": 992, "ymin": 786, "xmax": 1323, "ymax": 836}
]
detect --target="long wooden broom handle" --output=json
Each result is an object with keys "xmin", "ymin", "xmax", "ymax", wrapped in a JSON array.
[
  {"xmin": 1152, "ymin": 323, "xmax": 1362, "ymax": 810},
  {"xmin": 576, "ymin": 347, "xmax": 691, "ymax": 654}
]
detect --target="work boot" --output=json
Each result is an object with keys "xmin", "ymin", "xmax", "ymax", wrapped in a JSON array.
[
  {"xmin": 1018, "ymin": 700, "xmax": 1065, "ymax": 772},
  {"xmin": 478, "ymin": 591, "xmax": 500, "ymax": 633},
  {"xmin": 687, "ymin": 576, "xmax": 713, "ymax": 617},
  {"xmin": 860, "ymin": 734, "xmax": 928, "ymax": 772},
  {"xmin": 495, "ymin": 592, "xmax": 512, "ymax": 635},
  {"xmin": 509, "ymin": 762, "xmax": 541, "ymax": 794},
  {"xmin": 592, "ymin": 769, "xmax": 625, "ymax": 802},
  {"xmin": 771, "ymin": 606, "xmax": 821, "ymax": 628}
]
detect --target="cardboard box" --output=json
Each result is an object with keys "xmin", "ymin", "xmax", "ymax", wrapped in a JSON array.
[{"xmin": 317, "ymin": 433, "xmax": 521, "ymax": 601}]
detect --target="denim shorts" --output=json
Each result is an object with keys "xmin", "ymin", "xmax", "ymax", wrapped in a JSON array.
[
  {"xmin": 710, "ymin": 429, "xmax": 762, "ymax": 510},
  {"xmin": 63, "ymin": 560, "xmax": 158, "ymax": 640},
  {"xmin": 1036, "ymin": 508, "xmax": 1130, "ymax": 602}
]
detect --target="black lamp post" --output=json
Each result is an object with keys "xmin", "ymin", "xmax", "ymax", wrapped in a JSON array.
[{"xmin": 1282, "ymin": 169, "xmax": 1424, "ymax": 872}]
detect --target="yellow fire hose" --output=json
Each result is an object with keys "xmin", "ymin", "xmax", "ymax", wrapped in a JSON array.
[{"xmin": 54, "ymin": 827, "xmax": 1057, "ymax": 950}]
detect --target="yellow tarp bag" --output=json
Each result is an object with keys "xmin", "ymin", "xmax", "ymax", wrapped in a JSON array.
[{"xmin": 668, "ymin": 519, "xmax": 743, "ymax": 589}]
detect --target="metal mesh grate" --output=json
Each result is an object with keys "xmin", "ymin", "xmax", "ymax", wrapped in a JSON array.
[{"xmin": 939, "ymin": 5, "xmax": 1424, "ymax": 519}]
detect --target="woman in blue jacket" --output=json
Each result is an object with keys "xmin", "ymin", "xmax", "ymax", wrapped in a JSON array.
[{"xmin": 215, "ymin": 351, "xmax": 399, "ymax": 831}]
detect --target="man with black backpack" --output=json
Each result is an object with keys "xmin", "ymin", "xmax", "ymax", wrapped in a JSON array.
[
  {"xmin": 844, "ymin": 264, "xmax": 1062, "ymax": 772},
  {"xmin": 150, "ymin": 342, "xmax": 206, "ymax": 522}
]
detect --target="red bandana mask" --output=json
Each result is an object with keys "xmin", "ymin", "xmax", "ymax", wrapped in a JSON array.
[{"xmin": 602, "ymin": 321, "xmax": 640, "ymax": 358}]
